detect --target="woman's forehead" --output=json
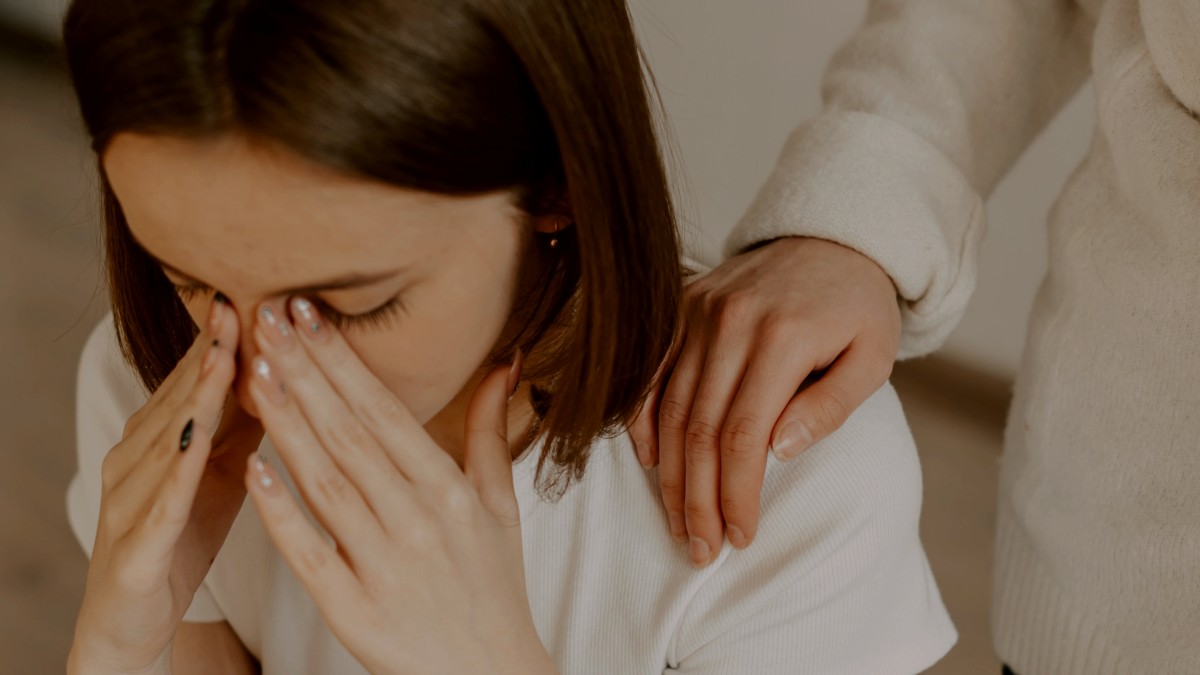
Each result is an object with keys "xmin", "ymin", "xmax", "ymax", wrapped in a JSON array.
[{"xmin": 104, "ymin": 132, "xmax": 519, "ymax": 286}]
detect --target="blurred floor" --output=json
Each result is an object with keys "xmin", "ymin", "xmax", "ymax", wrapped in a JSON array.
[{"xmin": 0, "ymin": 43, "xmax": 1004, "ymax": 674}]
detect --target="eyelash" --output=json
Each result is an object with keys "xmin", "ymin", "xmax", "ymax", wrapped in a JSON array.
[{"xmin": 171, "ymin": 284, "xmax": 407, "ymax": 331}]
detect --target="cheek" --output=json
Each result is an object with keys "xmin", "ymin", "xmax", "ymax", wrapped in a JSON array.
[{"xmin": 347, "ymin": 282, "xmax": 516, "ymax": 423}]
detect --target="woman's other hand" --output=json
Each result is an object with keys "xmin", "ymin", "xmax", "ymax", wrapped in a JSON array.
[
  {"xmin": 242, "ymin": 297, "xmax": 554, "ymax": 675},
  {"xmin": 68, "ymin": 298, "xmax": 264, "ymax": 675},
  {"xmin": 628, "ymin": 237, "xmax": 901, "ymax": 567}
]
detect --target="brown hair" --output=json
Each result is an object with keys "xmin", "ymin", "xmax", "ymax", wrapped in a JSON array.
[{"xmin": 62, "ymin": 0, "xmax": 682, "ymax": 495}]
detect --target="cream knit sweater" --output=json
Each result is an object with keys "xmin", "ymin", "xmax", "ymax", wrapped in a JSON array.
[{"xmin": 726, "ymin": 0, "xmax": 1200, "ymax": 673}]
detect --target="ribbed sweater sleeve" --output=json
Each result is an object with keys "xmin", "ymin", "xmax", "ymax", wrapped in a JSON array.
[{"xmin": 724, "ymin": 0, "xmax": 1096, "ymax": 357}]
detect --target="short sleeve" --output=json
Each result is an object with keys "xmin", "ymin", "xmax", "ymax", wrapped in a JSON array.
[
  {"xmin": 65, "ymin": 314, "xmax": 227, "ymax": 623},
  {"xmin": 668, "ymin": 385, "xmax": 957, "ymax": 673}
]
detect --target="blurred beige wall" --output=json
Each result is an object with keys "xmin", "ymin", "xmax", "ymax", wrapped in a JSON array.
[
  {"xmin": 632, "ymin": 0, "xmax": 1096, "ymax": 377},
  {"xmin": 0, "ymin": 0, "xmax": 62, "ymax": 38},
  {"xmin": 5, "ymin": 0, "xmax": 1098, "ymax": 377}
]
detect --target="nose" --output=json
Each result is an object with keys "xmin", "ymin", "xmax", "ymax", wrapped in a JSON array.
[{"xmin": 228, "ymin": 301, "xmax": 266, "ymax": 419}]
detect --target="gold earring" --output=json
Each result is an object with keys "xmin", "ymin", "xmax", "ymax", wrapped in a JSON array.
[{"xmin": 549, "ymin": 217, "xmax": 564, "ymax": 248}]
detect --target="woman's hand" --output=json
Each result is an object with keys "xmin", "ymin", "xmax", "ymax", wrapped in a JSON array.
[
  {"xmin": 242, "ymin": 297, "xmax": 555, "ymax": 675},
  {"xmin": 628, "ymin": 237, "xmax": 901, "ymax": 566},
  {"xmin": 69, "ymin": 298, "xmax": 264, "ymax": 675}
]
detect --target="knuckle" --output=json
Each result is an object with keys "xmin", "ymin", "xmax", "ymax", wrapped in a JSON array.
[
  {"xmin": 99, "ymin": 496, "xmax": 128, "ymax": 535},
  {"xmin": 812, "ymin": 387, "xmax": 851, "ymax": 432},
  {"xmin": 120, "ymin": 414, "xmax": 142, "ymax": 441},
  {"xmin": 100, "ymin": 453, "xmax": 123, "ymax": 493},
  {"xmin": 313, "ymin": 470, "xmax": 356, "ymax": 508},
  {"xmin": 437, "ymin": 482, "xmax": 477, "ymax": 518},
  {"xmin": 657, "ymin": 399, "xmax": 690, "ymax": 432},
  {"xmin": 871, "ymin": 349, "xmax": 896, "ymax": 383},
  {"xmin": 721, "ymin": 416, "xmax": 766, "ymax": 458},
  {"xmin": 658, "ymin": 476, "xmax": 683, "ymax": 499},
  {"xmin": 713, "ymin": 292, "xmax": 755, "ymax": 331},
  {"xmin": 296, "ymin": 541, "xmax": 335, "ymax": 580},
  {"xmin": 328, "ymin": 419, "xmax": 372, "ymax": 453},
  {"xmin": 689, "ymin": 286, "xmax": 715, "ymax": 314},
  {"xmin": 759, "ymin": 312, "xmax": 803, "ymax": 344},
  {"xmin": 684, "ymin": 418, "xmax": 720, "ymax": 450},
  {"xmin": 143, "ymin": 492, "xmax": 178, "ymax": 531},
  {"xmin": 683, "ymin": 499, "xmax": 714, "ymax": 523},
  {"xmin": 402, "ymin": 519, "xmax": 442, "ymax": 551},
  {"xmin": 364, "ymin": 395, "xmax": 407, "ymax": 429}
]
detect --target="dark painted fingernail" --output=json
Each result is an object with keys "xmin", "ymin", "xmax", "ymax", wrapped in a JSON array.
[
  {"xmin": 179, "ymin": 418, "xmax": 194, "ymax": 451},
  {"xmin": 214, "ymin": 291, "xmax": 229, "ymax": 305}
]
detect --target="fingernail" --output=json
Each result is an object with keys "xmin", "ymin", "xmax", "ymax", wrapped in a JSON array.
[
  {"xmin": 252, "ymin": 356, "xmax": 287, "ymax": 405},
  {"xmin": 249, "ymin": 451, "xmax": 275, "ymax": 491},
  {"xmin": 291, "ymin": 297, "xmax": 326, "ymax": 341},
  {"xmin": 257, "ymin": 305, "xmax": 294, "ymax": 351},
  {"xmin": 770, "ymin": 421, "xmax": 813, "ymax": 461},
  {"xmin": 689, "ymin": 537, "xmax": 711, "ymax": 568},
  {"xmin": 635, "ymin": 441, "xmax": 652, "ymax": 469},
  {"xmin": 201, "ymin": 341, "xmax": 221, "ymax": 376},
  {"xmin": 727, "ymin": 525, "xmax": 747, "ymax": 549},
  {"xmin": 506, "ymin": 349, "xmax": 524, "ymax": 400},
  {"xmin": 179, "ymin": 418, "xmax": 194, "ymax": 452},
  {"xmin": 668, "ymin": 511, "xmax": 687, "ymax": 542}
]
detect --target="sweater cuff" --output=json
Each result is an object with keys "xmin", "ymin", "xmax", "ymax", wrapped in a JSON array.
[{"xmin": 724, "ymin": 110, "xmax": 986, "ymax": 359}]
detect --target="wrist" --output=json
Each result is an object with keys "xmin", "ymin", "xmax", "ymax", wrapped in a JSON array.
[
  {"xmin": 67, "ymin": 642, "xmax": 173, "ymax": 675},
  {"xmin": 498, "ymin": 627, "xmax": 557, "ymax": 675}
]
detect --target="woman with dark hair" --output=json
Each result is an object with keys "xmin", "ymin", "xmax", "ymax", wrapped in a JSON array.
[{"xmin": 61, "ymin": 0, "xmax": 955, "ymax": 673}]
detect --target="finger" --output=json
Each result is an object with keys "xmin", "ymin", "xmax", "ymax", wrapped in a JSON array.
[
  {"xmin": 110, "ymin": 296, "xmax": 233, "ymax": 481},
  {"xmin": 628, "ymin": 393, "xmax": 658, "ymax": 470},
  {"xmin": 252, "ymin": 304, "xmax": 415, "ymax": 535},
  {"xmin": 681, "ymin": 335, "xmax": 750, "ymax": 566},
  {"xmin": 244, "ymin": 451, "xmax": 368, "ymax": 629},
  {"xmin": 656, "ymin": 335, "xmax": 705, "ymax": 544},
  {"xmin": 107, "ymin": 301, "xmax": 240, "ymax": 501},
  {"xmin": 463, "ymin": 350, "xmax": 522, "ymax": 527},
  {"xmin": 769, "ymin": 342, "xmax": 891, "ymax": 461},
  {"xmin": 718, "ymin": 337, "xmax": 812, "ymax": 549},
  {"xmin": 628, "ymin": 314, "xmax": 686, "ymax": 469},
  {"xmin": 119, "ymin": 332, "xmax": 238, "ymax": 575},
  {"xmin": 247, "ymin": 353, "xmax": 392, "ymax": 569},
  {"xmin": 286, "ymin": 297, "xmax": 458, "ymax": 485}
]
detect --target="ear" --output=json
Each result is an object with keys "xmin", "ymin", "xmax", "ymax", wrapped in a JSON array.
[{"xmin": 531, "ymin": 212, "xmax": 573, "ymax": 235}]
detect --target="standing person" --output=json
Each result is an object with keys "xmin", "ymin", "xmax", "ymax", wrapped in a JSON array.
[
  {"xmin": 60, "ymin": 0, "xmax": 956, "ymax": 673},
  {"xmin": 633, "ymin": 1, "xmax": 1200, "ymax": 673}
]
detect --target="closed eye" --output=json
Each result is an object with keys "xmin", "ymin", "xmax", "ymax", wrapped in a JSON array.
[{"xmin": 171, "ymin": 283, "xmax": 406, "ymax": 331}]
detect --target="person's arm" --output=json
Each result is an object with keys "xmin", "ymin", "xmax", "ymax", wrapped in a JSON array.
[
  {"xmin": 727, "ymin": 0, "xmax": 1096, "ymax": 357},
  {"xmin": 633, "ymin": 0, "xmax": 1099, "ymax": 564}
]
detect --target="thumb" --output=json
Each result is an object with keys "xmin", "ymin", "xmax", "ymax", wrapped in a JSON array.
[
  {"xmin": 769, "ymin": 346, "xmax": 888, "ymax": 461},
  {"xmin": 464, "ymin": 349, "xmax": 524, "ymax": 525}
]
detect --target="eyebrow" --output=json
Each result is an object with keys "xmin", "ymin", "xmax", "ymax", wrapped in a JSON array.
[{"xmin": 153, "ymin": 255, "xmax": 405, "ymax": 296}]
